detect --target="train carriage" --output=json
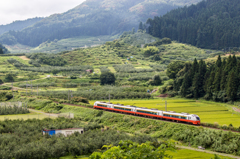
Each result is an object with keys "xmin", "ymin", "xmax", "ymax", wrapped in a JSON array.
[{"xmin": 113, "ymin": 104, "xmax": 135, "ymax": 114}]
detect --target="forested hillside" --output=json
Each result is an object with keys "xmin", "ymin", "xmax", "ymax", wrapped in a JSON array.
[
  {"xmin": 0, "ymin": 17, "xmax": 43, "ymax": 35},
  {"xmin": 147, "ymin": 0, "xmax": 240, "ymax": 49},
  {"xmin": 0, "ymin": 0, "xmax": 201, "ymax": 47},
  {"xmin": 167, "ymin": 55, "xmax": 240, "ymax": 102},
  {"xmin": 0, "ymin": 43, "xmax": 9, "ymax": 54}
]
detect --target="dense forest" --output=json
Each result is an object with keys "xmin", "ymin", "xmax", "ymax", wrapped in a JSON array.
[
  {"xmin": 168, "ymin": 55, "xmax": 240, "ymax": 102},
  {"xmin": 0, "ymin": 17, "xmax": 43, "ymax": 35},
  {"xmin": 146, "ymin": 0, "xmax": 240, "ymax": 49},
  {"xmin": 0, "ymin": 0, "xmax": 201, "ymax": 47},
  {"xmin": 0, "ymin": 43, "xmax": 9, "ymax": 54}
]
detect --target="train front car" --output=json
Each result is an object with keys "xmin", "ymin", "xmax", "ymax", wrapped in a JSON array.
[
  {"xmin": 93, "ymin": 101, "xmax": 114, "ymax": 110},
  {"xmin": 189, "ymin": 114, "xmax": 201, "ymax": 125}
]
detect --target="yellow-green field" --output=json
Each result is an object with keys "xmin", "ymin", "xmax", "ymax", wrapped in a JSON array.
[
  {"xmin": 90, "ymin": 98, "xmax": 240, "ymax": 127},
  {"xmin": 60, "ymin": 149, "xmax": 234, "ymax": 159},
  {"xmin": 168, "ymin": 149, "xmax": 234, "ymax": 159}
]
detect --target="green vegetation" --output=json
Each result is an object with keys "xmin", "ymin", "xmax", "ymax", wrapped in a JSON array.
[
  {"xmin": 100, "ymin": 72, "xmax": 115, "ymax": 85},
  {"xmin": 20, "ymin": 65, "xmax": 93, "ymax": 73},
  {"xmin": 0, "ymin": 105, "xmax": 29, "ymax": 115},
  {"xmin": 168, "ymin": 149, "xmax": 233, "ymax": 159},
  {"xmin": 0, "ymin": 43, "xmax": 9, "ymax": 53},
  {"xmin": 26, "ymin": 53, "xmax": 67, "ymax": 66},
  {"xmin": 0, "ymin": 85, "xmax": 11, "ymax": 90},
  {"xmin": 0, "ymin": 117, "xmax": 158, "ymax": 159},
  {"xmin": 32, "ymin": 86, "xmax": 151, "ymax": 100},
  {"xmin": 166, "ymin": 55, "xmax": 240, "ymax": 102},
  {"xmin": 90, "ymin": 140, "xmax": 175, "ymax": 159},
  {"xmin": 147, "ymin": 0, "xmax": 240, "ymax": 49}
]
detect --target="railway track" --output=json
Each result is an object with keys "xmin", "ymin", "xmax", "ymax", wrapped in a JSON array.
[{"xmin": 58, "ymin": 102, "xmax": 240, "ymax": 133}]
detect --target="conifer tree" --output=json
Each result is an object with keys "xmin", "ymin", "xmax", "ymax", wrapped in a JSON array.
[
  {"xmin": 205, "ymin": 69, "xmax": 215, "ymax": 98},
  {"xmin": 180, "ymin": 73, "xmax": 191, "ymax": 97},
  {"xmin": 216, "ymin": 55, "xmax": 222, "ymax": 68},
  {"xmin": 226, "ymin": 68, "xmax": 238, "ymax": 101},
  {"xmin": 193, "ymin": 72, "xmax": 200, "ymax": 98},
  {"xmin": 225, "ymin": 55, "xmax": 232, "ymax": 74},
  {"xmin": 213, "ymin": 68, "xmax": 221, "ymax": 92},
  {"xmin": 220, "ymin": 70, "xmax": 227, "ymax": 91}
]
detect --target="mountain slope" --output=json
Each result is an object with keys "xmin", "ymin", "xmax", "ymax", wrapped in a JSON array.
[
  {"xmin": 0, "ymin": 0, "xmax": 202, "ymax": 47},
  {"xmin": 0, "ymin": 17, "xmax": 43, "ymax": 35},
  {"xmin": 146, "ymin": 0, "xmax": 240, "ymax": 49}
]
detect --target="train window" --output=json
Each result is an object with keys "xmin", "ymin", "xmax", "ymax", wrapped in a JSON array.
[
  {"xmin": 163, "ymin": 114, "xmax": 171, "ymax": 117},
  {"xmin": 137, "ymin": 110, "xmax": 157, "ymax": 115},
  {"xmin": 97, "ymin": 104, "xmax": 107, "ymax": 107},
  {"xmin": 196, "ymin": 117, "xmax": 200, "ymax": 121}
]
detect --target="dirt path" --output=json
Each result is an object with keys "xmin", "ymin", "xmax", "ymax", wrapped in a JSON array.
[
  {"xmin": 29, "ymin": 109, "xmax": 59, "ymax": 118},
  {"xmin": 19, "ymin": 56, "xmax": 30, "ymax": 60},
  {"xmin": 177, "ymin": 145, "xmax": 240, "ymax": 159}
]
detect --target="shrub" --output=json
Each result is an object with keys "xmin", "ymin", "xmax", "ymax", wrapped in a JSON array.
[{"xmin": 71, "ymin": 97, "xmax": 89, "ymax": 104}]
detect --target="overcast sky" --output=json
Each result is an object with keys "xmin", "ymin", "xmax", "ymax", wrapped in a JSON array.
[{"xmin": 0, "ymin": 0, "xmax": 86, "ymax": 25}]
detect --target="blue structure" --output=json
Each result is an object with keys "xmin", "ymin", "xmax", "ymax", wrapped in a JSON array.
[{"xmin": 43, "ymin": 128, "xmax": 84, "ymax": 136}]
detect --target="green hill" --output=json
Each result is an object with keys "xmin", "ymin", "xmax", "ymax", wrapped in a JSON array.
[
  {"xmin": 146, "ymin": 0, "xmax": 240, "ymax": 49},
  {"xmin": 0, "ymin": 0, "xmax": 202, "ymax": 47},
  {"xmin": 0, "ymin": 17, "xmax": 43, "ymax": 35}
]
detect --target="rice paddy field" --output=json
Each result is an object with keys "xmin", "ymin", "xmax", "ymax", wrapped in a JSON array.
[
  {"xmin": 60, "ymin": 149, "xmax": 234, "ymax": 159},
  {"xmin": 168, "ymin": 149, "xmax": 234, "ymax": 159},
  {"xmin": 90, "ymin": 98, "xmax": 240, "ymax": 127}
]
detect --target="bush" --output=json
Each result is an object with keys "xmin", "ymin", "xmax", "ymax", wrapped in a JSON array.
[
  {"xmin": 71, "ymin": 97, "xmax": 89, "ymax": 104},
  {"xmin": 143, "ymin": 46, "xmax": 159, "ymax": 57},
  {"xmin": 100, "ymin": 72, "xmax": 115, "ymax": 85},
  {"xmin": 0, "ymin": 85, "xmax": 11, "ymax": 90}
]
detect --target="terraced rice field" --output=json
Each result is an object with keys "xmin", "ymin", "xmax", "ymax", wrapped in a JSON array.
[{"xmin": 90, "ymin": 98, "xmax": 240, "ymax": 127}]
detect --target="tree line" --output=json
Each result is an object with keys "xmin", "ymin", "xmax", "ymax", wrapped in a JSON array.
[
  {"xmin": 168, "ymin": 55, "xmax": 240, "ymax": 102},
  {"xmin": 27, "ymin": 53, "xmax": 67, "ymax": 66},
  {"xmin": 146, "ymin": 0, "xmax": 240, "ymax": 49}
]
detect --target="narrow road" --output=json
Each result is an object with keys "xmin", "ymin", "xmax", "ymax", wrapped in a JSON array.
[{"xmin": 29, "ymin": 109, "xmax": 59, "ymax": 118}]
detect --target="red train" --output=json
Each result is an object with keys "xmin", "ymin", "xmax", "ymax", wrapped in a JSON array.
[{"xmin": 94, "ymin": 101, "xmax": 200, "ymax": 125}]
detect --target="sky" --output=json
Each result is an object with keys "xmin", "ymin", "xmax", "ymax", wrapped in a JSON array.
[{"xmin": 0, "ymin": 0, "xmax": 86, "ymax": 25}]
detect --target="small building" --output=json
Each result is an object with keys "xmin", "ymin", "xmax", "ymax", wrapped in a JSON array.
[
  {"xmin": 43, "ymin": 128, "xmax": 84, "ymax": 136},
  {"xmin": 86, "ymin": 69, "xmax": 93, "ymax": 73}
]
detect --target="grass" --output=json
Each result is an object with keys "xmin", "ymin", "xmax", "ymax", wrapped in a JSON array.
[
  {"xmin": 90, "ymin": 98, "xmax": 240, "ymax": 127},
  {"xmin": 0, "ymin": 111, "xmax": 55, "ymax": 120},
  {"xmin": 168, "ymin": 149, "xmax": 234, "ymax": 159},
  {"xmin": 59, "ymin": 149, "xmax": 234, "ymax": 159},
  {"xmin": 60, "ymin": 155, "xmax": 89, "ymax": 159}
]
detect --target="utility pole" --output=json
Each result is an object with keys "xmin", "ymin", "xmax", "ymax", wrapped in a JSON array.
[
  {"xmin": 165, "ymin": 100, "xmax": 167, "ymax": 112},
  {"xmin": 37, "ymin": 85, "xmax": 38, "ymax": 97},
  {"xmin": 31, "ymin": 80, "xmax": 32, "ymax": 95},
  {"xmin": 12, "ymin": 81, "xmax": 14, "ymax": 100},
  {"xmin": 109, "ymin": 94, "xmax": 110, "ymax": 103},
  {"xmin": 26, "ymin": 79, "xmax": 27, "ymax": 97},
  {"xmin": 68, "ymin": 90, "xmax": 70, "ymax": 101}
]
